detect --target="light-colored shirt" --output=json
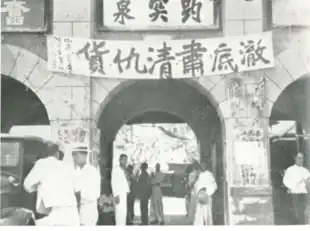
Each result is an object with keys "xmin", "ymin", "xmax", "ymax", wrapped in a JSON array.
[
  {"xmin": 111, "ymin": 166, "xmax": 129, "ymax": 196},
  {"xmin": 75, "ymin": 164, "xmax": 101, "ymax": 204},
  {"xmin": 98, "ymin": 194, "xmax": 114, "ymax": 213},
  {"xmin": 23, "ymin": 157, "xmax": 78, "ymax": 214},
  {"xmin": 195, "ymin": 170, "xmax": 217, "ymax": 196},
  {"xmin": 283, "ymin": 164, "xmax": 310, "ymax": 194}
]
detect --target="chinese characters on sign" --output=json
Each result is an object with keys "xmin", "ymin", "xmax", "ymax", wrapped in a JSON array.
[
  {"xmin": 47, "ymin": 32, "xmax": 274, "ymax": 79},
  {"xmin": 103, "ymin": 0, "xmax": 215, "ymax": 29},
  {"xmin": 1, "ymin": 0, "xmax": 46, "ymax": 32}
]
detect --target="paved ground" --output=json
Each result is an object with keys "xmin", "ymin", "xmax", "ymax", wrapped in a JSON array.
[{"xmin": 133, "ymin": 197, "xmax": 191, "ymax": 225}]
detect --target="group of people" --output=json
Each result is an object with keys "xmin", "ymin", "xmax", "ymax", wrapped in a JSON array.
[
  {"xmin": 23, "ymin": 140, "xmax": 310, "ymax": 226},
  {"xmin": 24, "ymin": 142, "xmax": 101, "ymax": 226},
  {"xmin": 108, "ymin": 154, "xmax": 165, "ymax": 226},
  {"xmin": 23, "ymin": 139, "xmax": 220, "ymax": 226},
  {"xmin": 109, "ymin": 154, "xmax": 218, "ymax": 226}
]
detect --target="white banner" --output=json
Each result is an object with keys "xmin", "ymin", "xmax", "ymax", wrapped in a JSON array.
[
  {"xmin": 102, "ymin": 0, "xmax": 215, "ymax": 29},
  {"xmin": 47, "ymin": 32, "xmax": 274, "ymax": 79}
]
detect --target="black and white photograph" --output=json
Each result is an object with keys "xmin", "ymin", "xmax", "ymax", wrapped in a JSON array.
[{"xmin": 1, "ymin": 0, "xmax": 310, "ymax": 226}]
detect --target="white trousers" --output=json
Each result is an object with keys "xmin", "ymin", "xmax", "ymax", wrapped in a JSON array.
[
  {"xmin": 79, "ymin": 201, "xmax": 98, "ymax": 226},
  {"xmin": 36, "ymin": 206, "xmax": 80, "ymax": 226},
  {"xmin": 114, "ymin": 194, "xmax": 127, "ymax": 226},
  {"xmin": 194, "ymin": 203, "xmax": 213, "ymax": 226}
]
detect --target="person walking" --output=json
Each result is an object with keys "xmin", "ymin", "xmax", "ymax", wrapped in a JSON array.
[
  {"xmin": 23, "ymin": 142, "xmax": 80, "ymax": 226},
  {"xmin": 72, "ymin": 146, "xmax": 101, "ymax": 226},
  {"xmin": 137, "ymin": 162, "xmax": 152, "ymax": 225},
  {"xmin": 283, "ymin": 152, "xmax": 310, "ymax": 225},
  {"xmin": 193, "ymin": 161, "xmax": 217, "ymax": 226},
  {"xmin": 150, "ymin": 163, "xmax": 165, "ymax": 225},
  {"xmin": 111, "ymin": 154, "xmax": 130, "ymax": 226}
]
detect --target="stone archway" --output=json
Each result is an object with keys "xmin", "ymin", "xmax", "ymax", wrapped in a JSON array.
[
  {"xmin": 94, "ymin": 79, "xmax": 226, "ymax": 225},
  {"xmin": 1, "ymin": 44, "xmax": 55, "ymax": 121}
]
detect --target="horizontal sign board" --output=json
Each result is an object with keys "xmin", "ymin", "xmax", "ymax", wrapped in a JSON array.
[{"xmin": 101, "ymin": 0, "xmax": 217, "ymax": 30}]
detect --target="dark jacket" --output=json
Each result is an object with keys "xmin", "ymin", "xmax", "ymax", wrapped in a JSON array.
[{"xmin": 137, "ymin": 171, "xmax": 151, "ymax": 200}]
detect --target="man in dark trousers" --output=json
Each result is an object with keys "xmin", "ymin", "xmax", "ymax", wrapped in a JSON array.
[
  {"xmin": 137, "ymin": 162, "xmax": 151, "ymax": 225},
  {"xmin": 126, "ymin": 164, "xmax": 137, "ymax": 225}
]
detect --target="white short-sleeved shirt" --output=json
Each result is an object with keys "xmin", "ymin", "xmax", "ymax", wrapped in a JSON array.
[
  {"xmin": 74, "ymin": 164, "xmax": 101, "ymax": 204},
  {"xmin": 283, "ymin": 164, "xmax": 310, "ymax": 194},
  {"xmin": 23, "ymin": 157, "xmax": 78, "ymax": 214}
]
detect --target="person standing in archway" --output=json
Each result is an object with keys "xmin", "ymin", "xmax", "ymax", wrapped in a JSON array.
[
  {"xmin": 126, "ymin": 164, "xmax": 137, "ymax": 225},
  {"xmin": 193, "ymin": 161, "xmax": 217, "ymax": 226},
  {"xmin": 111, "ymin": 154, "xmax": 130, "ymax": 226},
  {"xmin": 283, "ymin": 152, "xmax": 310, "ymax": 225},
  {"xmin": 150, "ymin": 163, "xmax": 165, "ymax": 225},
  {"xmin": 137, "ymin": 162, "xmax": 152, "ymax": 225}
]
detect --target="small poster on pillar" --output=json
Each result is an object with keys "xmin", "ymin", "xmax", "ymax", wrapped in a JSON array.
[{"xmin": 234, "ymin": 141, "xmax": 268, "ymax": 186}]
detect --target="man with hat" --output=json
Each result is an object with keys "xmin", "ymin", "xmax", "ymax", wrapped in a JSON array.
[
  {"xmin": 72, "ymin": 144, "xmax": 101, "ymax": 226},
  {"xmin": 24, "ymin": 141, "xmax": 80, "ymax": 226}
]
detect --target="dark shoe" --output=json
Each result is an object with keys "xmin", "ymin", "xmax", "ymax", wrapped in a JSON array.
[
  {"xmin": 150, "ymin": 220, "xmax": 158, "ymax": 225},
  {"xmin": 159, "ymin": 221, "xmax": 165, "ymax": 225}
]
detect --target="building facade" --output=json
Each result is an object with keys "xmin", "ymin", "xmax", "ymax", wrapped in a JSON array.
[{"xmin": 2, "ymin": 0, "xmax": 310, "ymax": 225}]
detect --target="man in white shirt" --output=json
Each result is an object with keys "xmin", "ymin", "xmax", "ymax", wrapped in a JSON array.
[
  {"xmin": 72, "ymin": 146, "xmax": 101, "ymax": 226},
  {"xmin": 283, "ymin": 152, "xmax": 310, "ymax": 225},
  {"xmin": 23, "ymin": 142, "xmax": 80, "ymax": 226},
  {"xmin": 111, "ymin": 154, "xmax": 130, "ymax": 226},
  {"xmin": 194, "ymin": 161, "xmax": 217, "ymax": 226}
]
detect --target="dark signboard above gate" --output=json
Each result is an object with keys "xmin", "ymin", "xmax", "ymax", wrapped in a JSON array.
[{"xmin": 1, "ymin": 0, "xmax": 48, "ymax": 32}]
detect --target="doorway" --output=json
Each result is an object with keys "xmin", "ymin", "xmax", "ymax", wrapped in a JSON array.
[
  {"xmin": 270, "ymin": 76, "xmax": 310, "ymax": 225},
  {"xmin": 97, "ymin": 79, "xmax": 226, "ymax": 225}
]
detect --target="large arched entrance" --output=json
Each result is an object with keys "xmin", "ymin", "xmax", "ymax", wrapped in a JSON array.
[
  {"xmin": 1, "ymin": 75, "xmax": 50, "ymax": 132},
  {"xmin": 96, "ymin": 79, "xmax": 225, "ymax": 225},
  {"xmin": 269, "ymin": 75, "xmax": 310, "ymax": 225}
]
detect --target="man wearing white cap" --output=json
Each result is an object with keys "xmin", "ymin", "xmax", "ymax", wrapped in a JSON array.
[{"xmin": 72, "ymin": 145, "xmax": 101, "ymax": 226}]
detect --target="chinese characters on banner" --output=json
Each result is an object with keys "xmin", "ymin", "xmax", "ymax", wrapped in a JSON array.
[
  {"xmin": 47, "ymin": 32, "xmax": 274, "ymax": 79},
  {"xmin": 1, "ymin": 0, "xmax": 47, "ymax": 32},
  {"xmin": 103, "ymin": 0, "xmax": 215, "ymax": 29}
]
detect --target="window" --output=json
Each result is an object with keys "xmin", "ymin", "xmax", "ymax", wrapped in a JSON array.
[{"xmin": 0, "ymin": 141, "xmax": 21, "ymax": 167}]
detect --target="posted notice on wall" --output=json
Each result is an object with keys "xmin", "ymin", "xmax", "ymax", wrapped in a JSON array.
[
  {"xmin": 47, "ymin": 32, "xmax": 274, "ymax": 79},
  {"xmin": 234, "ymin": 141, "xmax": 265, "ymax": 166}
]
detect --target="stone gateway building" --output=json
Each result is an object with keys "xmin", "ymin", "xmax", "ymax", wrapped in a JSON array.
[{"xmin": 2, "ymin": 0, "xmax": 310, "ymax": 225}]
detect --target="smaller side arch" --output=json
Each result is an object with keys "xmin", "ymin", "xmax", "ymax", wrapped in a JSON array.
[
  {"xmin": 1, "ymin": 44, "xmax": 55, "ymax": 121},
  {"xmin": 266, "ymin": 44, "xmax": 310, "ymax": 117}
]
